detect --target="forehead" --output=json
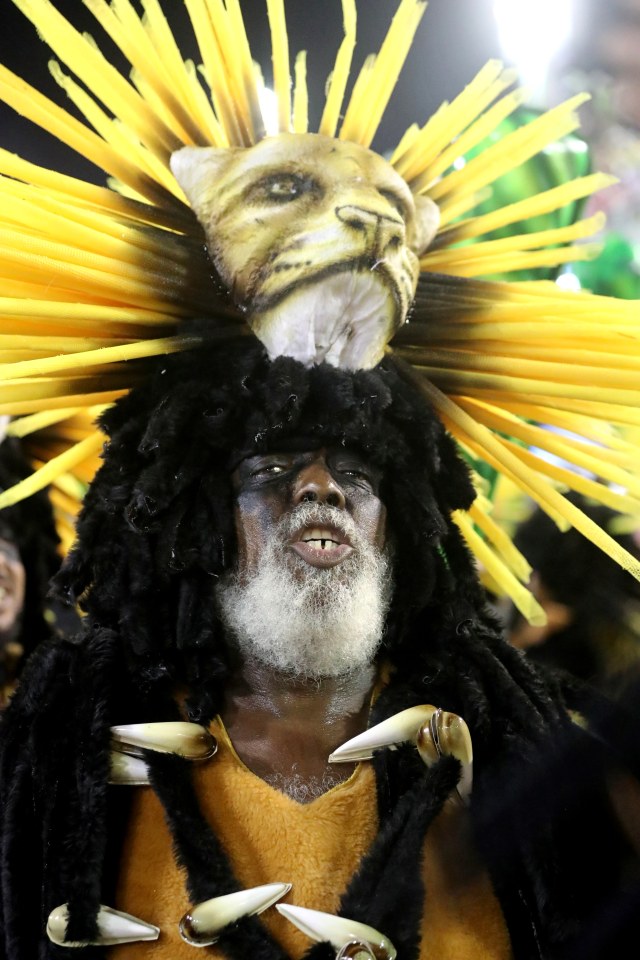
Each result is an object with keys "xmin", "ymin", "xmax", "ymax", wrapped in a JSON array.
[{"xmin": 220, "ymin": 133, "xmax": 413, "ymax": 200}]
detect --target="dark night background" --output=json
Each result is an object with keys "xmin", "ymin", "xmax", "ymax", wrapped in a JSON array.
[{"xmin": 0, "ymin": 0, "xmax": 504, "ymax": 183}]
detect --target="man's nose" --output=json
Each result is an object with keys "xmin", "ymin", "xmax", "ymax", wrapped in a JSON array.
[{"xmin": 292, "ymin": 461, "xmax": 346, "ymax": 509}]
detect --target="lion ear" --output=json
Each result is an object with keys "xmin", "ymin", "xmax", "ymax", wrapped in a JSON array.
[
  {"xmin": 411, "ymin": 194, "xmax": 441, "ymax": 255},
  {"xmin": 170, "ymin": 146, "xmax": 237, "ymax": 218}
]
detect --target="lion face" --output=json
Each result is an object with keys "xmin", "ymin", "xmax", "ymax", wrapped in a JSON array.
[{"xmin": 171, "ymin": 133, "xmax": 439, "ymax": 369}]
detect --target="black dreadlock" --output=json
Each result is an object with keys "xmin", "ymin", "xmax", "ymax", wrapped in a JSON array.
[{"xmin": 0, "ymin": 340, "xmax": 637, "ymax": 960}]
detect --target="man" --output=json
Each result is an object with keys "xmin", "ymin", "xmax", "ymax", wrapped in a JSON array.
[
  {"xmin": 1, "ymin": 338, "xmax": 639, "ymax": 960},
  {"xmin": 506, "ymin": 496, "xmax": 640, "ymax": 697},
  {"xmin": 0, "ymin": 437, "xmax": 62, "ymax": 708}
]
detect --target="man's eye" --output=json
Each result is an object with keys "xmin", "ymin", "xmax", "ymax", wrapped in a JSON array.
[
  {"xmin": 337, "ymin": 465, "xmax": 372, "ymax": 483},
  {"xmin": 250, "ymin": 463, "xmax": 285, "ymax": 477}
]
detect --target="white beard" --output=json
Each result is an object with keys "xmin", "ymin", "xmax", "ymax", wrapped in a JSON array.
[{"xmin": 216, "ymin": 503, "xmax": 392, "ymax": 679}]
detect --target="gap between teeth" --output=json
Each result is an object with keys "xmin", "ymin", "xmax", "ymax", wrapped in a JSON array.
[{"xmin": 304, "ymin": 538, "xmax": 339, "ymax": 549}]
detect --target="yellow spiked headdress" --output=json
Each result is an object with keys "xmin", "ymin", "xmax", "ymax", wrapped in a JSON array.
[{"xmin": 0, "ymin": 0, "xmax": 639, "ymax": 624}]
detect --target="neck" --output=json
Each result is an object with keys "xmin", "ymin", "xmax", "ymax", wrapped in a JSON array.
[{"xmin": 221, "ymin": 655, "xmax": 377, "ymax": 801}]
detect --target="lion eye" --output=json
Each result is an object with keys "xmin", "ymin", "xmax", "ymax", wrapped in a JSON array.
[
  {"xmin": 268, "ymin": 176, "xmax": 302, "ymax": 199},
  {"xmin": 251, "ymin": 172, "xmax": 317, "ymax": 204}
]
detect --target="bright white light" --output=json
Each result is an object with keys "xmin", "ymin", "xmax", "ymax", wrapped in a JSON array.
[
  {"xmin": 259, "ymin": 87, "xmax": 280, "ymax": 137},
  {"xmin": 493, "ymin": 0, "xmax": 575, "ymax": 101},
  {"xmin": 556, "ymin": 270, "xmax": 582, "ymax": 293}
]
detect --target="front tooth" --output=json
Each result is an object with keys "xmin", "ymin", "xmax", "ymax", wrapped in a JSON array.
[
  {"xmin": 329, "ymin": 705, "xmax": 437, "ymax": 763},
  {"xmin": 111, "ymin": 722, "xmax": 217, "ymax": 760},
  {"xmin": 108, "ymin": 751, "xmax": 150, "ymax": 785},
  {"xmin": 47, "ymin": 904, "xmax": 159, "ymax": 947},
  {"xmin": 276, "ymin": 905, "xmax": 396, "ymax": 959},
  {"xmin": 179, "ymin": 883, "xmax": 291, "ymax": 947}
]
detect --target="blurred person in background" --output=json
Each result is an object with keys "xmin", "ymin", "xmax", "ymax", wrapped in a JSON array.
[
  {"xmin": 0, "ymin": 437, "xmax": 63, "ymax": 708},
  {"xmin": 506, "ymin": 495, "xmax": 640, "ymax": 698}
]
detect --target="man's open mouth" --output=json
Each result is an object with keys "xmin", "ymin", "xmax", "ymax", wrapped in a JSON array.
[{"xmin": 289, "ymin": 525, "xmax": 354, "ymax": 568}]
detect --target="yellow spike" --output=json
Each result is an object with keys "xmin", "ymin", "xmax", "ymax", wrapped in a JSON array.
[
  {"xmin": 224, "ymin": 0, "xmax": 267, "ymax": 139},
  {"xmin": 410, "ymin": 86, "xmax": 527, "ymax": 193},
  {"xmin": 453, "ymin": 510, "xmax": 546, "ymax": 624},
  {"xmin": 0, "ymin": 335, "xmax": 197, "ymax": 383},
  {"xmin": 393, "ymin": 61, "xmax": 508, "ymax": 176},
  {"xmin": 0, "ymin": 297, "xmax": 171, "ymax": 327},
  {"xmin": 292, "ymin": 51, "xmax": 309, "ymax": 134},
  {"xmin": 266, "ymin": 0, "xmax": 291, "ymax": 133},
  {"xmin": 391, "ymin": 99, "xmax": 450, "ymax": 168},
  {"xmin": 0, "ymin": 234, "xmax": 201, "ymax": 314},
  {"xmin": 456, "ymin": 397, "xmax": 640, "ymax": 495},
  {"xmin": 182, "ymin": 0, "xmax": 232, "ymax": 146},
  {"xmin": 424, "ymin": 244, "xmax": 601, "ymax": 278},
  {"xmin": 500, "ymin": 439, "xmax": 640, "ymax": 518},
  {"xmin": 137, "ymin": 0, "xmax": 218, "ymax": 141},
  {"xmin": 49, "ymin": 486, "xmax": 82, "ymax": 518},
  {"xmin": 195, "ymin": 0, "xmax": 246, "ymax": 145},
  {"xmin": 201, "ymin": 0, "xmax": 255, "ymax": 143},
  {"xmin": 0, "ymin": 335, "xmax": 121, "ymax": 355},
  {"xmin": 410, "ymin": 346, "xmax": 640, "ymax": 390},
  {"xmin": 319, "ymin": 0, "xmax": 356, "ymax": 138},
  {"xmin": 6, "ymin": 408, "xmax": 84, "ymax": 438},
  {"xmin": 341, "ymin": 0, "xmax": 427, "ymax": 147},
  {"xmin": 421, "ymin": 212, "xmax": 606, "ymax": 269},
  {"xmin": 430, "ymin": 94, "xmax": 590, "ymax": 205},
  {"xmin": 0, "ymin": 148, "xmax": 187, "ymax": 232},
  {"xmin": 409, "ymin": 361, "xmax": 639, "ymax": 406},
  {"xmin": 336, "ymin": 54, "xmax": 375, "ymax": 143},
  {"xmin": 455, "ymin": 391, "xmax": 640, "ymax": 428},
  {"xmin": 0, "ymin": 179, "xmax": 191, "ymax": 266},
  {"xmin": 437, "ymin": 173, "xmax": 617, "ymax": 244},
  {"xmin": 390, "ymin": 122, "xmax": 420, "ymax": 164},
  {"xmin": 48, "ymin": 61, "xmax": 179, "ymax": 194},
  {"xmin": 468, "ymin": 500, "xmax": 532, "ymax": 582},
  {"xmin": 0, "ymin": 390, "xmax": 127, "ymax": 417},
  {"xmin": 0, "ymin": 64, "xmax": 145, "ymax": 190},
  {"xmin": 13, "ymin": 0, "xmax": 178, "ymax": 155},
  {"xmin": 82, "ymin": 0, "xmax": 210, "ymax": 146},
  {"xmin": 496, "ymin": 401, "xmax": 639, "ymax": 452},
  {"xmin": 420, "ymin": 378, "xmax": 640, "ymax": 580},
  {"xmin": 0, "ymin": 431, "xmax": 104, "ymax": 510}
]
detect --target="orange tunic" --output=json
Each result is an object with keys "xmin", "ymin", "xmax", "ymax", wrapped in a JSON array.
[{"xmin": 112, "ymin": 719, "xmax": 512, "ymax": 959}]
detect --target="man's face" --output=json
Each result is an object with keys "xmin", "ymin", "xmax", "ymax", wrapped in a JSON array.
[
  {"xmin": 0, "ymin": 538, "xmax": 25, "ymax": 643},
  {"xmin": 231, "ymin": 447, "xmax": 387, "ymax": 582},
  {"xmin": 216, "ymin": 447, "xmax": 392, "ymax": 678}
]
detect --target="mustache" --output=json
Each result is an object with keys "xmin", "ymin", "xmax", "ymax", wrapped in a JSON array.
[{"xmin": 277, "ymin": 503, "xmax": 360, "ymax": 545}]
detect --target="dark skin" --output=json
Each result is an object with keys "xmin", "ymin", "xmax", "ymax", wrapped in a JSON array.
[{"xmin": 221, "ymin": 447, "xmax": 387, "ymax": 797}]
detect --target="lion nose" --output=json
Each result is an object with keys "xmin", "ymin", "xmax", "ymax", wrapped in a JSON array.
[{"xmin": 336, "ymin": 204, "xmax": 405, "ymax": 255}]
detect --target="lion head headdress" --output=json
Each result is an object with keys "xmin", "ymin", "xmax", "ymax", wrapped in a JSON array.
[{"xmin": 0, "ymin": 0, "xmax": 639, "ymax": 622}]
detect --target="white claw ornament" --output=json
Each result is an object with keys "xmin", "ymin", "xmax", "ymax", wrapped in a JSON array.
[
  {"xmin": 179, "ymin": 882, "xmax": 291, "ymax": 947},
  {"xmin": 328, "ymin": 705, "xmax": 438, "ymax": 763},
  {"xmin": 46, "ymin": 904, "xmax": 159, "ymax": 947},
  {"xmin": 329, "ymin": 704, "xmax": 473, "ymax": 800},
  {"xmin": 276, "ymin": 904, "xmax": 396, "ymax": 960},
  {"xmin": 108, "ymin": 751, "xmax": 150, "ymax": 786},
  {"xmin": 110, "ymin": 722, "xmax": 217, "ymax": 760}
]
